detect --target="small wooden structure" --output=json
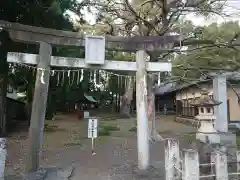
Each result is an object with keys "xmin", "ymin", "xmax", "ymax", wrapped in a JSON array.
[{"xmin": 191, "ymin": 90, "xmax": 222, "ymax": 144}]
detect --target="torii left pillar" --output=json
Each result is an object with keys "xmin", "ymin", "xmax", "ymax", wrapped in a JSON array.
[{"xmin": 27, "ymin": 42, "xmax": 52, "ymax": 172}]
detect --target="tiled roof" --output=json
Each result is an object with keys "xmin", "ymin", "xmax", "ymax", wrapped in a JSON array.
[
  {"xmin": 155, "ymin": 72, "xmax": 240, "ymax": 95},
  {"xmin": 191, "ymin": 90, "xmax": 221, "ymax": 107}
]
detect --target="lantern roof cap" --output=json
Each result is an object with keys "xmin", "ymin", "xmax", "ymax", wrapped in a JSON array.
[{"xmin": 191, "ymin": 89, "xmax": 222, "ymax": 107}]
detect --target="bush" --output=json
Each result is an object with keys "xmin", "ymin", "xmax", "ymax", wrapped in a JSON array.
[
  {"xmin": 98, "ymin": 128, "xmax": 111, "ymax": 136},
  {"xmin": 98, "ymin": 124, "xmax": 120, "ymax": 136},
  {"xmin": 183, "ymin": 133, "xmax": 195, "ymax": 141},
  {"xmin": 102, "ymin": 124, "xmax": 120, "ymax": 131}
]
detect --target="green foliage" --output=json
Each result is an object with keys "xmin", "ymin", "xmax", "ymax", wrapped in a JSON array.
[
  {"xmin": 88, "ymin": 0, "xmax": 225, "ymax": 37},
  {"xmin": 0, "ymin": 0, "xmax": 84, "ymax": 28},
  {"xmin": 98, "ymin": 123, "xmax": 120, "ymax": 136},
  {"xmin": 106, "ymin": 52, "xmax": 134, "ymax": 62},
  {"xmin": 8, "ymin": 65, "xmax": 35, "ymax": 103},
  {"xmin": 101, "ymin": 124, "xmax": 120, "ymax": 131},
  {"xmin": 183, "ymin": 132, "xmax": 196, "ymax": 142},
  {"xmin": 0, "ymin": 0, "xmax": 88, "ymax": 117},
  {"xmin": 98, "ymin": 129, "xmax": 111, "ymax": 136},
  {"xmin": 44, "ymin": 124, "xmax": 65, "ymax": 132},
  {"xmin": 235, "ymin": 131, "xmax": 240, "ymax": 149},
  {"xmin": 172, "ymin": 21, "xmax": 240, "ymax": 79}
]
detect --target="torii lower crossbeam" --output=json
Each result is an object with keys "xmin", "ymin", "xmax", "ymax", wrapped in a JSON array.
[{"xmin": 7, "ymin": 52, "xmax": 171, "ymax": 72}]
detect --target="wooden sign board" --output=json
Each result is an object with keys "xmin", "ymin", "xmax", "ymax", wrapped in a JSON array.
[{"xmin": 88, "ymin": 118, "xmax": 98, "ymax": 138}]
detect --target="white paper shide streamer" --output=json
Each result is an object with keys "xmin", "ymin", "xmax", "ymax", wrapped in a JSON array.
[
  {"xmin": 158, "ymin": 72, "xmax": 161, "ymax": 86},
  {"xmin": 80, "ymin": 69, "xmax": 84, "ymax": 83},
  {"xmin": 40, "ymin": 69, "xmax": 45, "ymax": 84},
  {"xmin": 9, "ymin": 62, "xmax": 140, "ymax": 89},
  {"xmin": 94, "ymin": 70, "xmax": 97, "ymax": 86}
]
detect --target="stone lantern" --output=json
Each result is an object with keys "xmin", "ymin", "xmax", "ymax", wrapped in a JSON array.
[{"xmin": 191, "ymin": 89, "xmax": 222, "ymax": 144}]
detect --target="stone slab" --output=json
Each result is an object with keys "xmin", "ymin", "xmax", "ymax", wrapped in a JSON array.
[
  {"xmin": 5, "ymin": 166, "xmax": 74, "ymax": 180},
  {"xmin": 44, "ymin": 166, "xmax": 74, "ymax": 180},
  {"xmin": 109, "ymin": 161, "xmax": 165, "ymax": 180}
]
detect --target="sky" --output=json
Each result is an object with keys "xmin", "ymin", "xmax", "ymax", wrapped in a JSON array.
[
  {"xmin": 66, "ymin": 0, "xmax": 240, "ymax": 26},
  {"xmin": 185, "ymin": 0, "xmax": 240, "ymax": 25}
]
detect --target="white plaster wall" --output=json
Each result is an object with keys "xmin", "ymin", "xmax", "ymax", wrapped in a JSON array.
[
  {"xmin": 176, "ymin": 83, "xmax": 213, "ymax": 100},
  {"xmin": 228, "ymin": 86, "xmax": 240, "ymax": 121}
]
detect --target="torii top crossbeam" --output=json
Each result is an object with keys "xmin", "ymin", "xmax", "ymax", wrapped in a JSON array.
[{"xmin": 0, "ymin": 20, "xmax": 184, "ymax": 52}]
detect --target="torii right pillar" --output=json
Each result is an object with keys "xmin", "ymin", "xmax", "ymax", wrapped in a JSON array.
[{"xmin": 213, "ymin": 74, "xmax": 228, "ymax": 133}]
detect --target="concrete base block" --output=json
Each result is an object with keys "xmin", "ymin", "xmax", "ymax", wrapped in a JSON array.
[
  {"xmin": 219, "ymin": 132, "xmax": 236, "ymax": 146},
  {"xmin": 197, "ymin": 132, "xmax": 236, "ymax": 147},
  {"xmin": 196, "ymin": 132, "xmax": 220, "ymax": 144}
]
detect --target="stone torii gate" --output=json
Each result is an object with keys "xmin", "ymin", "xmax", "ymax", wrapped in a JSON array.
[{"xmin": 0, "ymin": 20, "xmax": 179, "ymax": 172}]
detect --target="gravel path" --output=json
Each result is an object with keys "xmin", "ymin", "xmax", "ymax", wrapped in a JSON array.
[
  {"xmin": 37, "ymin": 137, "xmax": 167, "ymax": 180},
  {"xmin": 5, "ymin": 115, "xmax": 196, "ymax": 179}
]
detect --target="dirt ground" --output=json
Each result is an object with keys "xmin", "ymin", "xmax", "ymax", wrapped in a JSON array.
[{"xmin": 5, "ymin": 113, "xmax": 196, "ymax": 178}]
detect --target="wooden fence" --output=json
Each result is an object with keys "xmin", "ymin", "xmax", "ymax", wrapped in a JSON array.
[
  {"xmin": 165, "ymin": 139, "xmax": 240, "ymax": 180},
  {"xmin": 176, "ymin": 100, "xmax": 197, "ymax": 118}
]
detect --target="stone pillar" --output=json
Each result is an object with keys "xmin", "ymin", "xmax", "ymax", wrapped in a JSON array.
[
  {"xmin": 136, "ymin": 50, "xmax": 149, "ymax": 170},
  {"xmin": 27, "ymin": 42, "xmax": 52, "ymax": 172},
  {"xmin": 213, "ymin": 75, "xmax": 228, "ymax": 132}
]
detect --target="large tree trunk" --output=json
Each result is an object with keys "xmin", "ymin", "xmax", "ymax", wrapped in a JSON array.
[
  {"xmin": 120, "ymin": 76, "xmax": 134, "ymax": 117},
  {"xmin": 0, "ymin": 30, "xmax": 10, "ymax": 136},
  {"xmin": 0, "ymin": 71, "xmax": 7, "ymax": 136},
  {"xmin": 147, "ymin": 74, "xmax": 164, "ymax": 141}
]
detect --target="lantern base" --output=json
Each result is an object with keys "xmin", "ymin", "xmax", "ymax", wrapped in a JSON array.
[{"xmin": 196, "ymin": 121, "xmax": 220, "ymax": 143}]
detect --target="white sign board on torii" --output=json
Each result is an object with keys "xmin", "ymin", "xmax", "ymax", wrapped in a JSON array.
[{"xmin": 85, "ymin": 35, "xmax": 105, "ymax": 65}]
